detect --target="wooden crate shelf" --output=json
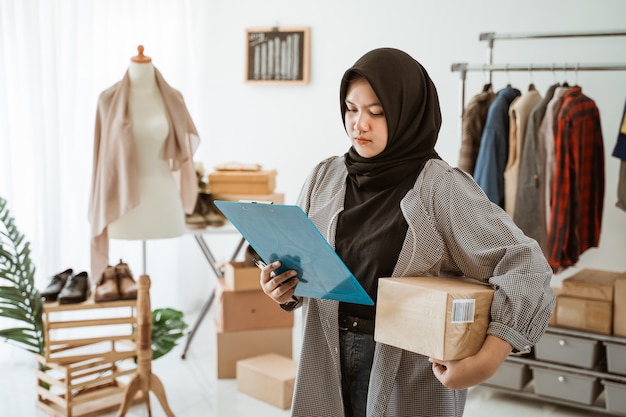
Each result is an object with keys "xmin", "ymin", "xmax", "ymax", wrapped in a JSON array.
[
  {"xmin": 37, "ymin": 296, "xmax": 141, "ymax": 416},
  {"xmin": 42, "ymin": 296, "xmax": 137, "ymax": 364},
  {"xmin": 35, "ymin": 352, "xmax": 142, "ymax": 417}
]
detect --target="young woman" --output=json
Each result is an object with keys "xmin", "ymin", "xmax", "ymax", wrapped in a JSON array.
[{"xmin": 260, "ymin": 48, "xmax": 555, "ymax": 417}]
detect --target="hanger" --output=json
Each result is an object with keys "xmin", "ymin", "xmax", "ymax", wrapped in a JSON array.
[
  {"xmin": 561, "ymin": 64, "xmax": 570, "ymax": 87},
  {"xmin": 505, "ymin": 64, "xmax": 512, "ymax": 87},
  {"xmin": 528, "ymin": 64, "xmax": 536, "ymax": 91},
  {"xmin": 481, "ymin": 64, "xmax": 492, "ymax": 92}
]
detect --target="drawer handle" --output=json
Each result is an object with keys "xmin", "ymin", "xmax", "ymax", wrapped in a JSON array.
[
  {"xmin": 558, "ymin": 339, "xmax": 566, "ymax": 346},
  {"xmin": 558, "ymin": 376, "xmax": 565, "ymax": 383}
]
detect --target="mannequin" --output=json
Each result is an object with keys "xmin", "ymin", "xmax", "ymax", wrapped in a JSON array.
[
  {"xmin": 107, "ymin": 46, "xmax": 185, "ymax": 239},
  {"xmin": 89, "ymin": 45, "xmax": 199, "ymax": 288}
]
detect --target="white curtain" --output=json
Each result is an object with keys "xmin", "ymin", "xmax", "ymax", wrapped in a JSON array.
[{"xmin": 0, "ymin": 0, "xmax": 209, "ymax": 363}]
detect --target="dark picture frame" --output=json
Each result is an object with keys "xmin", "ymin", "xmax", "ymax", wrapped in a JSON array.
[{"xmin": 245, "ymin": 26, "xmax": 310, "ymax": 84}]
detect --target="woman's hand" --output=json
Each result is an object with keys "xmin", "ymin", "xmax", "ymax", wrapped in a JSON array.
[
  {"xmin": 428, "ymin": 335, "xmax": 513, "ymax": 390},
  {"xmin": 259, "ymin": 260, "xmax": 299, "ymax": 305}
]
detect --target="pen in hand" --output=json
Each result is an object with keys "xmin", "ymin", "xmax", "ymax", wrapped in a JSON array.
[{"xmin": 253, "ymin": 257, "xmax": 299, "ymax": 303}]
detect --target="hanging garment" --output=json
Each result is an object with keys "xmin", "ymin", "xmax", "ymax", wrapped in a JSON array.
[
  {"xmin": 539, "ymin": 86, "xmax": 572, "ymax": 232},
  {"xmin": 547, "ymin": 86, "xmax": 604, "ymax": 272},
  {"xmin": 88, "ymin": 68, "xmax": 200, "ymax": 282},
  {"xmin": 474, "ymin": 86, "xmax": 521, "ymax": 207},
  {"xmin": 514, "ymin": 84, "xmax": 559, "ymax": 249},
  {"xmin": 504, "ymin": 88, "xmax": 542, "ymax": 218},
  {"xmin": 457, "ymin": 85, "xmax": 496, "ymax": 175},
  {"xmin": 612, "ymin": 97, "xmax": 626, "ymax": 211}
]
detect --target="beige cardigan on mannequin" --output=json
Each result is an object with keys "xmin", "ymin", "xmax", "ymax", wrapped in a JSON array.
[{"xmin": 88, "ymin": 68, "xmax": 199, "ymax": 283}]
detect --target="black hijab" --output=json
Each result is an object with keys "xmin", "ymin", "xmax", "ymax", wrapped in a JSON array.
[
  {"xmin": 340, "ymin": 48, "xmax": 442, "ymax": 189},
  {"xmin": 335, "ymin": 49, "xmax": 442, "ymax": 318}
]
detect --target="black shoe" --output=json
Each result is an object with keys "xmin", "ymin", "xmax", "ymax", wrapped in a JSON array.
[
  {"xmin": 40, "ymin": 268, "xmax": 73, "ymax": 302},
  {"xmin": 58, "ymin": 272, "xmax": 91, "ymax": 304}
]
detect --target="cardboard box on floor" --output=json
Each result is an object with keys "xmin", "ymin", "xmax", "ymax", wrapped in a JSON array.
[
  {"xmin": 237, "ymin": 353, "xmax": 297, "ymax": 409},
  {"xmin": 375, "ymin": 276, "xmax": 493, "ymax": 361},
  {"xmin": 215, "ymin": 325, "xmax": 292, "ymax": 379}
]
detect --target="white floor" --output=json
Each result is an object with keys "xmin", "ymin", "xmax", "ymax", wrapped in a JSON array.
[{"xmin": 0, "ymin": 308, "xmax": 596, "ymax": 417}]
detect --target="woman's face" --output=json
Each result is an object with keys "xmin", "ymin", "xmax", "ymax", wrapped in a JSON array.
[{"xmin": 344, "ymin": 77, "xmax": 388, "ymax": 158}]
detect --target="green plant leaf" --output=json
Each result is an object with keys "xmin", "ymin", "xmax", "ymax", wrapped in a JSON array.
[
  {"xmin": 151, "ymin": 307, "xmax": 188, "ymax": 361},
  {"xmin": 0, "ymin": 196, "xmax": 44, "ymax": 356}
]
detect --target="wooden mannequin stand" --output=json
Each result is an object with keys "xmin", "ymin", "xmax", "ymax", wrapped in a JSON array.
[{"xmin": 117, "ymin": 275, "xmax": 175, "ymax": 417}]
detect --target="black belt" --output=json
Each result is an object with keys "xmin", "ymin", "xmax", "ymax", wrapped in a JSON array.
[{"xmin": 338, "ymin": 312, "xmax": 375, "ymax": 335}]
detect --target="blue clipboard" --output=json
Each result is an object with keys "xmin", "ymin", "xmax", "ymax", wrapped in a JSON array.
[{"xmin": 214, "ymin": 201, "xmax": 374, "ymax": 306}]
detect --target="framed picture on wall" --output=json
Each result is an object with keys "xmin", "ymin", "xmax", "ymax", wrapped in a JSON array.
[{"xmin": 245, "ymin": 26, "xmax": 310, "ymax": 84}]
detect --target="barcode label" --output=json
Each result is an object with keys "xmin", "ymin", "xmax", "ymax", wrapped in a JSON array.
[{"xmin": 451, "ymin": 299, "xmax": 475, "ymax": 323}]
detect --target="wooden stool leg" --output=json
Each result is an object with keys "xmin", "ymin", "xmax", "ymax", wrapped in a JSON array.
[{"xmin": 118, "ymin": 275, "xmax": 175, "ymax": 417}]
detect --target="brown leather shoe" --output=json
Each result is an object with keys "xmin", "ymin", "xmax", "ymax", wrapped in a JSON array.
[
  {"xmin": 116, "ymin": 260, "xmax": 137, "ymax": 300},
  {"xmin": 94, "ymin": 265, "xmax": 120, "ymax": 302}
]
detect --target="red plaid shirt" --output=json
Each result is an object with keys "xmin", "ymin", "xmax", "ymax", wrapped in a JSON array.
[{"xmin": 547, "ymin": 87, "xmax": 604, "ymax": 271}]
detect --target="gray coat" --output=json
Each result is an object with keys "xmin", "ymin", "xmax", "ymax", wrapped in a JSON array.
[{"xmin": 292, "ymin": 156, "xmax": 555, "ymax": 417}]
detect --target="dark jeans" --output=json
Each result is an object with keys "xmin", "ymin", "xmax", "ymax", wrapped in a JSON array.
[{"xmin": 340, "ymin": 329, "xmax": 376, "ymax": 417}]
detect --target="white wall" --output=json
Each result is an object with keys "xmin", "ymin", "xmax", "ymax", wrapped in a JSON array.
[
  {"xmin": 117, "ymin": 0, "xmax": 626, "ymax": 311},
  {"xmin": 2, "ymin": 0, "xmax": 626, "ymax": 315},
  {"xmin": 174, "ymin": 0, "xmax": 626, "ymax": 311}
]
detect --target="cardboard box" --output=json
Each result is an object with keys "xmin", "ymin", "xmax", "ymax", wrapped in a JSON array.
[
  {"xmin": 561, "ymin": 268, "xmax": 625, "ymax": 302},
  {"xmin": 237, "ymin": 353, "xmax": 297, "ymax": 409},
  {"xmin": 216, "ymin": 325, "xmax": 292, "ymax": 379},
  {"xmin": 555, "ymin": 295, "xmax": 612, "ymax": 335},
  {"xmin": 215, "ymin": 278, "xmax": 294, "ymax": 332},
  {"xmin": 375, "ymin": 276, "xmax": 494, "ymax": 361},
  {"xmin": 224, "ymin": 261, "xmax": 261, "ymax": 292},
  {"xmin": 615, "ymin": 277, "xmax": 626, "ymax": 337},
  {"xmin": 209, "ymin": 170, "xmax": 277, "ymax": 195}
]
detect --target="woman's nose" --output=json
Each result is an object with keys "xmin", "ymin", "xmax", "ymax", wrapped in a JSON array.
[{"xmin": 354, "ymin": 113, "xmax": 369, "ymax": 131}]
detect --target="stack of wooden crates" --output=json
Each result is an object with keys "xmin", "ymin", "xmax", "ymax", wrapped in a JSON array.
[
  {"xmin": 208, "ymin": 163, "xmax": 284, "ymax": 205},
  {"xmin": 36, "ymin": 298, "xmax": 140, "ymax": 417}
]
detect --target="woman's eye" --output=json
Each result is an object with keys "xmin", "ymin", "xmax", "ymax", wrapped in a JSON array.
[{"xmin": 346, "ymin": 107, "xmax": 357, "ymax": 113}]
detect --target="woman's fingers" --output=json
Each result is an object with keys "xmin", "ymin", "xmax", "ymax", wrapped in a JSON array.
[{"xmin": 259, "ymin": 261, "xmax": 299, "ymax": 303}]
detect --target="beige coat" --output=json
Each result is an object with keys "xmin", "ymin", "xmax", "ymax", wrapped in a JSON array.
[
  {"xmin": 88, "ymin": 69, "xmax": 199, "ymax": 281},
  {"xmin": 292, "ymin": 156, "xmax": 554, "ymax": 417}
]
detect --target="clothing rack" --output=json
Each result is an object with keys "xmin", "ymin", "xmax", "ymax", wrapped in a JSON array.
[
  {"xmin": 450, "ymin": 30, "xmax": 626, "ymax": 139},
  {"xmin": 479, "ymin": 30, "xmax": 626, "ymax": 71}
]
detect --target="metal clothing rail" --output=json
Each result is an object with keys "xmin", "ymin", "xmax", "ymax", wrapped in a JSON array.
[
  {"xmin": 449, "ymin": 30, "xmax": 626, "ymax": 139},
  {"xmin": 478, "ymin": 30, "xmax": 626, "ymax": 73},
  {"xmin": 450, "ymin": 62, "xmax": 626, "ymax": 134}
]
